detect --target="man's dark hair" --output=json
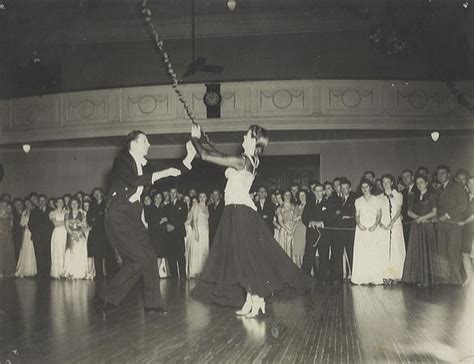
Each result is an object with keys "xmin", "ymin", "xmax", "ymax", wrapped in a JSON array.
[
  {"xmin": 126, "ymin": 130, "xmax": 146, "ymax": 150},
  {"xmin": 363, "ymin": 171, "xmax": 375, "ymax": 178},
  {"xmin": 323, "ymin": 181, "xmax": 333, "ymax": 189},
  {"xmin": 333, "ymin": 177, "xmax": 341, "ymax": 183},
  {"xmin": 436, "ymin": 165, "xmax": 451, "ymax": 174},
  {"xmin": 455, "ymin": 169, "xmax": 469, "ymax": 178},
  {"xmin": 340, "ymin": 177, "xmax": 351, "ymax": 187},
  {"xmin": 401, "ymin": 169, "xmax": 413, "ymax": 176},
  {"xmin": 313, "ymin": 182, "xmax": 324, "ymax": 189},
  {"xmin": 416, "ymin": 166, "xmax": 429, "ymax": 174}
]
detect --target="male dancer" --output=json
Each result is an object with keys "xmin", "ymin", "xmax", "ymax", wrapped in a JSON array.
[{"xmin": 96, "ymin": 130, "xmax": 196, "ymax": 318}]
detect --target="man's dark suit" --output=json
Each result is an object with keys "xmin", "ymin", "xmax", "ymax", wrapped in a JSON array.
[
  {"xmin": 28, "ymin": 206, "xmax": 53, "ymax": 277},
  {"xmin": 100, "ymin": 150, "xmax": 187, "ymax": 308},
  {"xmin": 401, "ymin": 185, "xmax": 416, "ymax": 250},
  {"xmin": 332, "ymin": 192, "xmax": 356, "ymax": 281},
  {"xmin": 87, "ymin": 199, "xmax": 117, "ymax": 279},
  {"xmin": 164, "ymin": 199, "xmax": 188, "ymax": 278},
  {"xmin": 208, "ymin": 199, "xmax": 224, "ymax": 248},
  {"xmin": 435, "ymin": 180, "xmax": 469, "ymax": 285},
  {"xmin": 301, "ymin": 197, "xmax": 337, "ymax": 280},
  {"xmin": 256, "ymin": 198, "xmax": 276, "ymax": 233}
]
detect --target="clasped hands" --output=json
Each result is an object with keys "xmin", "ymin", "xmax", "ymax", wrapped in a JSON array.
[
  {"xmin": 358, "ymin": 224, "xmax": 378, "ymax": 232},
  {"xmin": 308, "ymin": 221, "xmax": 324, "ymax": 229}
]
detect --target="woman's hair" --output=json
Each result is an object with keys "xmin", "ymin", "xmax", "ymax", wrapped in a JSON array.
[
  {"xmin": 70, "ymin": 198, "xmax": 80, "ymax": 207},
  {"xmin": 248, "ymin": 125, "xmax": 269, "ymax": 156},
  {"xmin": 359, "ymin": 178, "xmax": 374, "ymax": 194},
  {"xmin": 413, "ymin": 173, "xmax": 432, "ymax": 199},
  {"xmin": 297, "ymin": 189, "xmax": 308, "ymax": 204}
]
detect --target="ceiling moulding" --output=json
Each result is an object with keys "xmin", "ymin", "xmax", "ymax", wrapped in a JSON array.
[{"xmin": 0, "ymin": 79, "xmax": 473, "ymax": 146}]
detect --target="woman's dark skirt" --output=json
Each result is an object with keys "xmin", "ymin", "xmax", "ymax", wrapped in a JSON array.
[
  {"xmin": 402, "ymin": 221, "xmax": 442, "ymax": 285},
  {"xmin": 191, "ymin": 204, "xmax": 310, "ymax": 308}
]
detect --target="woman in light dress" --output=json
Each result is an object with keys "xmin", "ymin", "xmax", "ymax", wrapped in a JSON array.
[
  {"xmin": 351, "ymin": 179, "xmax": 384, "ymax": 285},
  {"xmin": 273, "ymin": 191, "xmax": 284, "ymax": 240},
  {"xmin": 293, "ymin": 190, "xmax": 308, "ymax": 268},
  {"xmin": 275, "ymin": 190, "xmax": 295, "ymax": 258},
  {"xmin": 188, "ymin": 192, "xmax": 210, "ymax": 278},
  {"xmin": 49, "ymin": 198, "xmax": 67, "ymax": 278},
  {"xmin": 379, "ymin": 174, "xmax": 406, "ymax": 285},
  {"xmin": 184, "ymin": 196, "xmax": 197, "ymax": 277},
  {"xmin": 15, "ymin": 200, "xmax": 37, "ymax": 277},
  {"xmin": 63, "ymin": 198, "xmax": 89, "ymax": 279}
]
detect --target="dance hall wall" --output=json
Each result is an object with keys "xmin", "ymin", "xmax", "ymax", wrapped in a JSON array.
[{"xmin": 1, "ymin": 135, "xmax": 473, "ymax": 198}]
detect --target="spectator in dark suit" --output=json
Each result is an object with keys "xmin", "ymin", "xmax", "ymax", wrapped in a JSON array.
[
  {"xmin": 208, "ymin": 189, "xmax": 224, "ymax": 248},
  {"xmin": 435, "ymin": 165, "xmax": 469, "ymax": 285},
  {"xmin": 332, "ymin": 178, "xmax": 356, "ymax": 282},
  {"xmin": 256, "ymin": 186, "xmax": 276, "ymax": 233},
  {"xmin": 165, "ymin": 187, "xmax": 188, "ymax": 279},
  {"xmin": 28, "ymin": 195, "xmax": 53, "ymax": 277},
  {"xmin": 87, "ymin": 188, "xmax": 117, "ymax": 280},
  {"xmin": 302, "ymin": 183, "xmax": 337, "ymax": 282},
  {"xmin": 401, "ymin": 169, "xmax": 416, "ymax": 249},
  {"xmin": 290, "ymin": 183, "xmax": 300, "ymax": 205},
  {"xmin": 333, "ymin": 177, "xmax": 342, "ymax": 198}
]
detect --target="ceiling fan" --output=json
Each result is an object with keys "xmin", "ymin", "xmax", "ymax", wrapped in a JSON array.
[{"xmin": 182, "ymin": 0, "xmax": 224, "ymax": 78}]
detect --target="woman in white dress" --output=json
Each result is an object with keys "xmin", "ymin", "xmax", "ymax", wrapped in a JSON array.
[
  {"xmin": 273, "ymin": 191, "xmax": 284, "ymax": 240},
  {"xmin": 351, "ymin": 179, "xmax": 384, "ymax": 285},
  {"xmin": 184, "ymin": 196, "xmax": 197, "ymax": 277},
  {"xmin": 49, "ymin": 198, "xmax": 67, "ymax": 278},
  {"xmin": 379, "ymin": 174, "xmax": 406, "ymax": 285},
  {"xmin": 63, "ymin": 198, "xmax": 88, "ymax": 279},
  {"xmin": 15, "ymin": 200, "xmax": 37, "ymax": 277},
  {"xmin": 188, "ymin": 192, "xmax": 209, "ymax": 278},
  {"xmin": 275, "ymin": 190, "xmax": 295, "ymax": 258}
]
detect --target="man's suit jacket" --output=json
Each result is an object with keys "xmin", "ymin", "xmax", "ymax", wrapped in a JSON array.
[
  {"xmin": 302, "ymin": 198, "xmax": 337, "ymax": 242},
  {"xmin": 28, "ymin": 207, "xmax": 53, "ymax": 244},
  {"xmin": 106, "ymin": 149, "xmax": 188, "ymax": 208},
  {"xmin": 437, "ymin": 180, "xmax": 469, "ymax": 221},
  {"xmin": 209, "ymin": 200, "xmax": 224, "ymax": 230},
  {"xmin": 335, "ymin": 192, "xmax": 357, "ymax": 228},
  {"xmin": 256, "ymin": 198, "xmax": 276, "ymax": 232},
  {"xmin": 402, "ymin": 185, "xmax": 416, "ymax": 223},
  {"xmin": 164, "ymin": 200, "xmax": 188, "ymax": 238}
]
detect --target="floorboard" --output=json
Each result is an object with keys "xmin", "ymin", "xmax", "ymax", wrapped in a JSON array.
[{"xmin": 0, "ymin": 278, "xmax": 472, "ymax": 363}]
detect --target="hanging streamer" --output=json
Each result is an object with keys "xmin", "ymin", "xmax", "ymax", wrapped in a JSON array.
[{"xmin": 141, "ymin": 0, "xmax": 218, "ymax": 152}]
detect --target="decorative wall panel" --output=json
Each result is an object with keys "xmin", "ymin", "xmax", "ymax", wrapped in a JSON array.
[
  {"xmin": 321, "ymin": 80, "xmax": 379, "ymax": 115},
  {"xmin": 121, "ymin": 86, "xmax": 176, "ymax": 123},
  {"xmin": 251, "ymin": 81, "xmax": 314, "ymax": 117},
  {"xmin": 221, "ymin": 83, "xmax": 245, "ymax": 118},
  {"xmin": 384, "ymin": 82, "xmax": 447, "ymax": 115},
  {"xmin": 64, "ymin": 90, "xmax": 119, "ymax": 125},
  {"xmin": 1, "ymin": 79, "xmax": 472, "ymax": 145},
  {"xmin": 11, "ymin": 95, "xmax": 59, "ymax": 129}
]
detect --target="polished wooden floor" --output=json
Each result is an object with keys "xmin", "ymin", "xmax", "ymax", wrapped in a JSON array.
[{"xmin": 0, "ymin": 277, "xmax": 473, "ymax": 363}]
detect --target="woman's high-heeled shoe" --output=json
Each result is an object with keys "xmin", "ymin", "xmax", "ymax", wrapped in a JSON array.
[
  {"xmin": 236, "ymin": 294, "xmax": 252, "ymax": 316},
  {"xmin": 245, "ymin": 297, "xmax": 265, "ymax": 318}
]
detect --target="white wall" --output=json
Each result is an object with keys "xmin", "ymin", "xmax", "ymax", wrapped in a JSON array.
[{"xmin": 1, "ymin": 135, "xmax": 473, "ymax": 198}]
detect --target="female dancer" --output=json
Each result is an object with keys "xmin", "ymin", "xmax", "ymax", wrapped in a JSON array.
[{"xmin": 190, "ymin": 124, "xmax": 309, "ymax": 317}]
